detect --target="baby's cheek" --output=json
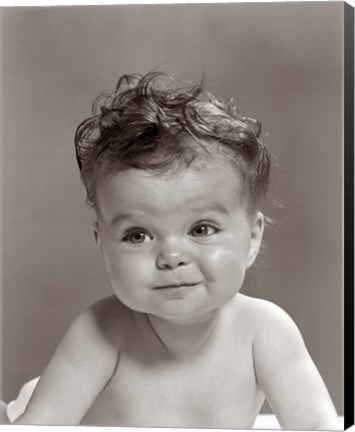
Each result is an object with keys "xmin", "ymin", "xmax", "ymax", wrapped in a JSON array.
[
  {"xmin": 106, "ymin": 254, "xmax": 155, "ymax": 309},
  {"xmin": 200, "ymin": 247, "xmax": 247, "ymax": 285},
  {"xmin": 105, "ymin": 251, "xmax": 147, "ymax": 286}
]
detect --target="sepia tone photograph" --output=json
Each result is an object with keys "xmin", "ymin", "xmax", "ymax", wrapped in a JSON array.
[{"xmin": 1, "ymin": 2, "xmax": 345, "ymax": 429}]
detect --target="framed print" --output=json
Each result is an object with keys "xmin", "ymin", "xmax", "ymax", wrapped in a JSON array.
[{"xmin": 1, "ymin": 1, "xmax": 353, "ymax": 429}]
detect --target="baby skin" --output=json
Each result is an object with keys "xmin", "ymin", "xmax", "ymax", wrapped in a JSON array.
[{"xmin": 15, "ymin": 158, "xmax": 341, "ymax": 429}]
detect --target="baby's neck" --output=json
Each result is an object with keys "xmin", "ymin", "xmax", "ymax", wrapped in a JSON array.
[{"xmin": 146, "ymin": 305, "xmax": 231, "ymax": 359}]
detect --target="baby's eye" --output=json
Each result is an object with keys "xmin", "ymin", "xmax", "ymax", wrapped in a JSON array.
[
  {"xmin": 123, "ymin": 229, "xmax": 152, "ymax": 244},
  {"xmin": 189, "ymin": 223, "xmax": 219, "ymax": 237}
]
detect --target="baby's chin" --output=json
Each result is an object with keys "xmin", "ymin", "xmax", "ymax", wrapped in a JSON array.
[{"xmin": 120, "ymin": 294, "xmax": 239, "ymax": 324}]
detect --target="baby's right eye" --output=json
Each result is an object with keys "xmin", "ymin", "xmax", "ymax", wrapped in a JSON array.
[{"xmin": 122, "ymin": 229, "xmax": 153, "ymax": 244}]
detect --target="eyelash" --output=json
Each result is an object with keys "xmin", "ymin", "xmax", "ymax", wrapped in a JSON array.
[
  {"xmin": 121, "ymin": 222, "xmax": 220, "ymax": 244},
  {"xmin": 122, "ymin": 229, "xmax": 153, "ymax": 244},
  {"xmin": 188, "ymin": 223, "xmax": 219, "ymax": 237}
]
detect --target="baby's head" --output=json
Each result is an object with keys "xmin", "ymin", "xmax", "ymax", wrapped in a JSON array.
[
  {"xmin": 74, "ymin": 72, "xmax": 272, "ymax": 321},
  {"xmin": 75, "ymin": 71, "xmax": 271, "ymax": 217}
]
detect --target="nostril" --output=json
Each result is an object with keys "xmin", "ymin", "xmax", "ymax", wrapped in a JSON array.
[
  {"xmin": 156, "ymin": 253, "xmax": 189, "ymax": 270},
  {"xmin": 161, "ymin": 260, "xmax": 186, "ymax": 269}
]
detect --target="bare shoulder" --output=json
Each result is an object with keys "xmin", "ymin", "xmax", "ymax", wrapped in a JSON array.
[
  {"xmin": 76, "ymin": 295, "xmax": 132, "ymax": 346},
  {"xmin": 85, "ymin": 295, "xmax": 130, "ymax": 326},
  {"xmin": 237, "ymin": 294, "xmax": 300, "ymax": 338},
  {"xmin": 235, "ymin": 294, "xmax": 306, "ymax": 360},
  {"xmin": 236, "ymin": 298, "xmax": 340, "ymax": 429},
  {"xmin": 14, "ymin": 296, "xmax": 133, "ymax": 425},
  {"xmin": 237, "ymin": 293, "xmax": 289, "ymax": 316},
  {"xmin": 238, "ymin": 295, "xmax": 308, "ymax": 378}
]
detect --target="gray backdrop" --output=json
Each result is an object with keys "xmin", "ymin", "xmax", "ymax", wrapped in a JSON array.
[{"xmin": 2, "ymin": 2, "xmax": 343, "ymax": 416}]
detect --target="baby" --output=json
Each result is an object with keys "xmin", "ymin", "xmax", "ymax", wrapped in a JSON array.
[{"xmin": 14, "ymin": 72, "xmax": 340, "ymax": 429}]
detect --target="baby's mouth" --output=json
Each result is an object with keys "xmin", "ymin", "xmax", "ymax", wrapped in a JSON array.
[{"xmin": 154, "ymin": 282, "xmax": 200, "ymax": 290}]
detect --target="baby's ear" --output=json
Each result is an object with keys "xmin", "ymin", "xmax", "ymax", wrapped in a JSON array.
[
  {"xmin": 92, "ymin": 221, "xmax": 101, "ymax": 249},
  {"xmin": 247, "ymin": 211, "xmax": 264, "ymax": 268}
]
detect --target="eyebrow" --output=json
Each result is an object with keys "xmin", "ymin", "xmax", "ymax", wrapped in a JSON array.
[
  {"xmin": 109, "ymin": 213, "xmax": 142, "ymax": 227},
  {"xmin": 188, "ymin": 202, "xmax": 230, "ymax": 215},
  {"xmin": 109, "ymin": 202, "xmax": 230, "ymax": 226}
]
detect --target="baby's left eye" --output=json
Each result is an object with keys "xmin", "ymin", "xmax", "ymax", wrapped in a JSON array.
[{"xmin": 189, "ymin": 224, "xmax": 219, "ymax": 237}]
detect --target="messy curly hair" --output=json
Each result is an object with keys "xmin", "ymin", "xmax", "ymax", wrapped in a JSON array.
[{"xmin": 75, "ymin": 71, "xmax": 271, "ymax": 213}]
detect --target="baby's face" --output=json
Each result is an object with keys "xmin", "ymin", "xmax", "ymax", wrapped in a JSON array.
[{"xmin": 94, "ymin": 159, "xmax": 264, "ymax": 323}]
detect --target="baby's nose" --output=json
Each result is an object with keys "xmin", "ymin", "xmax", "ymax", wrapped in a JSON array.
[{"xmin": 156, "ymin": 246, "xmax": 191, "ymax": 270}]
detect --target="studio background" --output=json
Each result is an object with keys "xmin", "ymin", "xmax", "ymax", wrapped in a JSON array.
[{"xmin": 2, "ymin": 2, "xmax": 343, "ymax": 416}]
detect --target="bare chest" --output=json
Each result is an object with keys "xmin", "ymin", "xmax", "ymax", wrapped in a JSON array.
[{"xmin": 82, "ymin": 332, "xmax": 264, "ymax": 427}]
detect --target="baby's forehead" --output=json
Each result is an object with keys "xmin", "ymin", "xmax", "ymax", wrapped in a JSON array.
[
  {"xmin": 95, "ymin": 157, "xmax": 248, "ymax": 221},
  {"xmin": 100, "ymin": 153, "xmax": 242, "ymax": 190}
]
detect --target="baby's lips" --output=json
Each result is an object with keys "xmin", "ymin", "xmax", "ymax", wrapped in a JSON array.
[{"xmin": 154, "ymin": 281, "xmax": 201, "ymax": 289}]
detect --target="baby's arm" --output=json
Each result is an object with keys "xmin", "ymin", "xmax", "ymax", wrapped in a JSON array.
[
  {"xmin": 14, "ymin": 297, "xmax": 121, "ymax": 425},
  {"xmin": 252, "ymin": 300, "xmax": 341, "ymax": 430}
]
